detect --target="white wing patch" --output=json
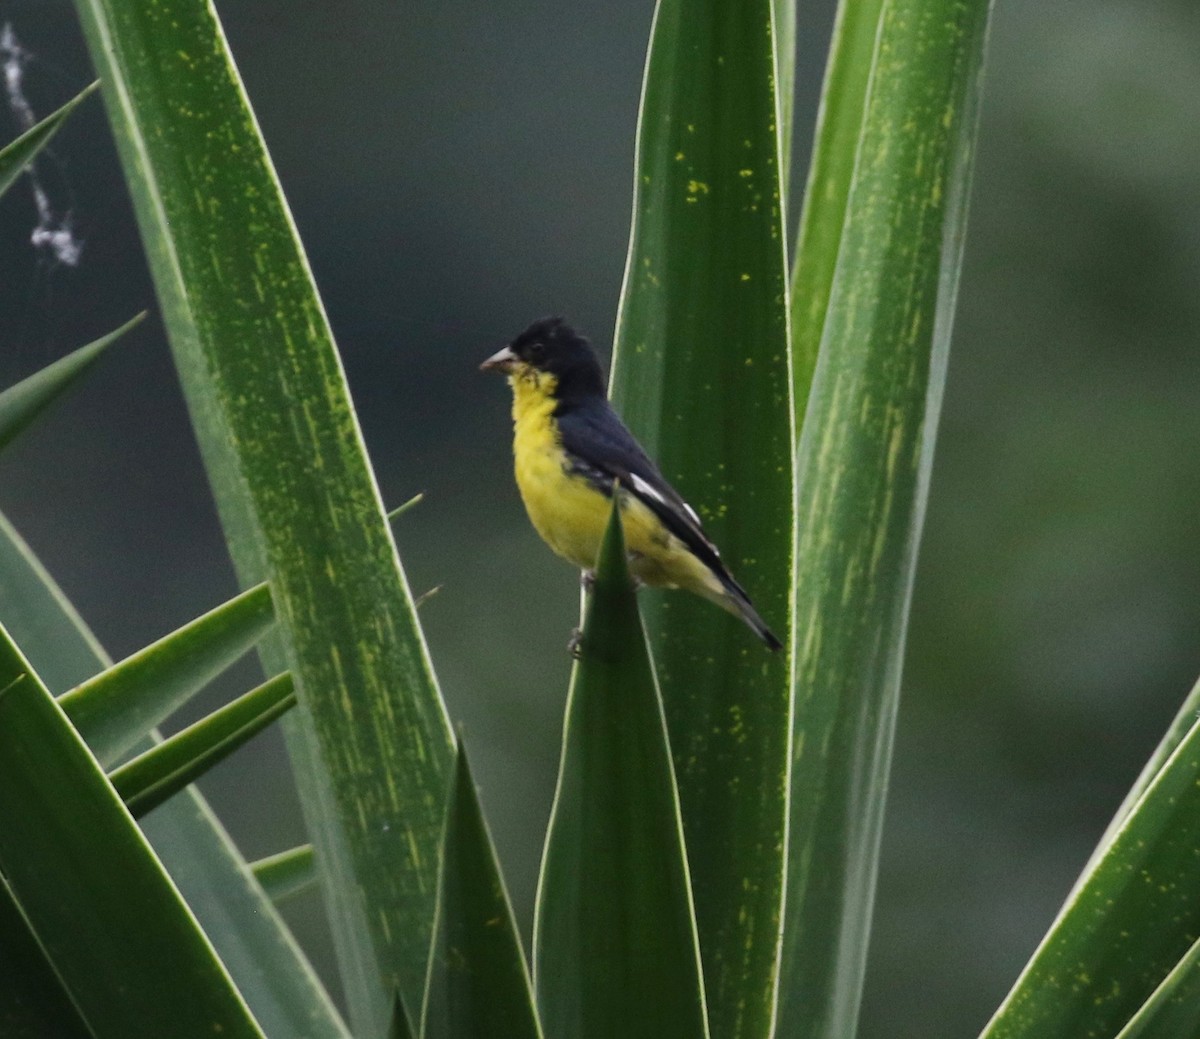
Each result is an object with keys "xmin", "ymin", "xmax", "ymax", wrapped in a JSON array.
[
  {"xmin": 630, "ymin": 472, "xmax": 667, "ymax": 507},
  {"xmin": 683, "ymin": 501, "xmax": 701, "ymax": 526}
]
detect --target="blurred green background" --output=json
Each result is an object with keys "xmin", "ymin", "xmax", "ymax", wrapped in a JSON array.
[{"xmin": 0, "ymin": 0, "xmax": 1197, "ymax": 1035}]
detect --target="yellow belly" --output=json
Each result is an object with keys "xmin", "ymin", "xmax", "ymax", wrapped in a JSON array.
[{"xmin": 510, "ymin": 373, "xmax": 722, "ymax": 597}]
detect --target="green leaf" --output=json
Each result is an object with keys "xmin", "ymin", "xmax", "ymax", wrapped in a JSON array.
[
  {"xmin": 534, "ymin": 500, "xmax": 709, "ymax": 1039},
  {"xmin": 110, "ymin": 672, "xmax": 296, "ymax": 818},
  {"xmin": 0, "ymin": 509, "xmax": 349, "ymax": 1038},
  {"xmin": 420, "ymin": 741, "xmax": 542, "ymax": 1039},
  {"xmin": 773, "ymin": 0, "xmax": 796, "ymax": 188},
  {"xmin": 251, "ymin": 844, "xmax": 316, "ymax": 905},
  {"xmin": 0, "ymin": 314, "xmax": 143, "ymax": 454},
  {"xmin": 0, "ymin": 877, "xmax": 90, "ymax": 1038},
  {"xmin": 0, "ymin": 625, "xmax": 265, "ymax": 1037},
  {"xmin": 789, "ymin": 0, "xmax": 885, "ymax": 411},
  {"xmin": 0, "ymin": 81, "xmax": 98, "ymax": 200},
  {"xmin": 1114, "ymin": 935, "xmax": 1200, "ymax": 1039},
  {"xmin": 778, "ymin": 1, "xmax": 995, "ymax": 1036},
  {"xmin": 1086, "ymin": 675, "xmax": 1200, "ymax": 871},
  {"xmin": 389, "ymin": 993, "xmax": 417, "ymax": 1039},
  {"xmin": 980, "ymin": 707, "xmax": 1200, "ymax": 1038},
  {"xmin": 608, "ymin": 0, "xmax": 792, "ymax": 1033},
  {"xmin": 59, "ymin": 581, "xmax": 274, "ymax": 767},
  {"xmin": 387, "ymin": 492, "xmax": 425, "ymax": 523},
  {"xmin": 70, "ymin": 0, "xmax": 454, "ymax": 1028}
]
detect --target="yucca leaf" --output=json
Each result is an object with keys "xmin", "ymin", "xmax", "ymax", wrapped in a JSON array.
[
  {"xmin": 1114, "ymin": 935, "xmax": 1200, "ymax": 1039},
  {"xmin": 789, "ymin": 0, "xmax": 885, "ymax": 408},
  {"xmin": 608, "ymin": 0, "xmax": 792, "ymax": 1033},
  {"xmin": 980, "ymin": 701, "xmax": 1200, "ymax": 1037},
  {"xmin": 774, "ymin": 0, "xmax": 796, "ymax": 187},
  {"xmin": 778, "ymin": 0, "xmax": 995, "ymax": 1036},
  {"xmin": 1085, "ymin": 675, "xmax": 1200, "ymax": 871},
  {"xmin": 0, "ymin": 314, "xmax": 142, "ymax": 454},
  {"xmin": 251, "ymin": 844, "xmax": 316, "ymax": 905},
  {"xmin": 110, "ymin": 672, "xmax": 296, "ymax": 818},
  {"xmin": 0, "ymin": 876, "xmax": 89, "ymax": 1037},
  {"xmin": 389, "ymin": 993, "xmax": 417, "ymax": 1039},
  {"xmin": 0, "ymin": 624, "xmax": 265, "ymax": 1037},
  {"xmin": 59, "ymin": 581, "xmax": 273, "ymax": 767},
  {"xmin": 387, "ymin": 492, "xmax": 425, "ymax": 523},
  {"xmin": 0, "ymin": 81, "xmax": 97, "ymax": 199},
  {"xmin": 70, "ymin": 0, "xmax": 455, "ymax": 1028},
  {"xmin": 0, "ymin": 510, "xmax": 349, "ymax": 1038},
  {"xmin": 534, "ymin": 500, "xmax": 709, "ymax": 1039},
  {"xmin": 420, "ymin": 741, "xmax": 542, "ymax": 1039}
]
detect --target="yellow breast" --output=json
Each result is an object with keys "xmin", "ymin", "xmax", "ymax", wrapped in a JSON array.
[
  {"xmin": 508, "ymin": 371, "xmax": 723, "ymax": 598},
  {"xmin": 511, "ymin": 371, "xmax": 607, "ymax": 570}
]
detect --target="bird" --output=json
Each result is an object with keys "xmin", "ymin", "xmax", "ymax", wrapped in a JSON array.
[{"xmin": 481, "ymin": 316, "xmax": 782, "ymax": 651}]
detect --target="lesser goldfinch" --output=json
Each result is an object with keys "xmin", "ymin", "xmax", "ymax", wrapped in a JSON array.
[{"xmin": 482, "ymin": 316, "xmax": 781, "ymax": 651}]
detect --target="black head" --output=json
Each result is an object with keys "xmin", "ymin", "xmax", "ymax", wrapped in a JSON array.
[{"xmin": 480, "ymin": 317, "xmax": 607, "ymax": 401}]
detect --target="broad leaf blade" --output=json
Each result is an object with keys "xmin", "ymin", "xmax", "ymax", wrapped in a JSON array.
[
  {"xmin": 980, "ymin": 707, "xmax": 1200, "ymax": 1038},
  {"xmin": 1115, "ymin": 935, "xmax": 1200, "ymax": 1039},
  {"xmin": 789, "ymin": 0, "xmax": 886, "ymax": 411},
  {"xmin": 71, "ymin": 0, "xmax": 455, "ymax": 1027},
  {"xmin": 420, "ymin": 743, "xmax": 542, "ymax": 1039},
  {"xmin": 0, "ymin": 877, "xmax": 89, "ymax": 1038},
  {"xmin": 0, "ymin": 81, "xmax": 97, "ymax": 199},
  {"xmin": 779, "ymin": 1, "xmax": 995, "ymax": 1036},
  {"xmin": 608, "ymin": 0, "xmax": 792, "ymax": 1033},
  {"xmin": 534, "ymin": 501, "xmax": 708, "ymax": 1039},
  {"xmin": 0, "ymin": 315, "xmax": 142, "ymax": 454},
  {"xmin": 0, "ymin": 510, "xmax": 349, "ymax": 1038},
  {"xmin": 60, "ymin": 582, "xmax": 274, "ymax": 766},
  {"xmin": 0, "ymin": 625, "xmax": 264, "ymax": 1037},
  {"xmin": 111, "ymin": 672, "xmax": 295, "ymax": 818}
]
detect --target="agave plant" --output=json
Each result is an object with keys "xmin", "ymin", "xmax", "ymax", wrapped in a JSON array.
[{"xmin": 0, "ymin": 0, "xmax": 1196, "ymax": 1037}]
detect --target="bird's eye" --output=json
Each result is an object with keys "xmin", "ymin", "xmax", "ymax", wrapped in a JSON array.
[{"xmin": 527, "ymin": 341, "xmax": 546, "ymax": 363}]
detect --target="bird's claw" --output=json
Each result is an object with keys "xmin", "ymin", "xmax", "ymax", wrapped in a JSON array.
[
  {"xmin": 580, "ymin": 570, "xmax": 596, "ymax": 591},
  {"xmin": 567, "ymin": 627, "xmax": 584, "ymax": 659}
]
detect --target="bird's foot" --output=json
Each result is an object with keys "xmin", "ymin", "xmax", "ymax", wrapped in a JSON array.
[
  {"xmin": 580, "ymin": 570, "xmax": 596, "ymax": 592},
  {"xmin": 567, "ymin": 627, "xmax": 584, "ymax": 659}
]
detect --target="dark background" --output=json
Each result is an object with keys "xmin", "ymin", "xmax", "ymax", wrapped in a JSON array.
[{"xmin": 0, "ymin": 0, "xmax": 1197, "ymax": 1035}]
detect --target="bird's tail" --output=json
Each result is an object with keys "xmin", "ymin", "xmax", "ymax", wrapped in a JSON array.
[{"xmin": 712, "ymin": 574, "xmax": 783, "ymax": 652}]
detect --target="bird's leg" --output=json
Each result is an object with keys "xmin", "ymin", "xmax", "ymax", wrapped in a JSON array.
[{"xmin": 567, "ymin": 627, "xmax": 584, "ymax": 659}]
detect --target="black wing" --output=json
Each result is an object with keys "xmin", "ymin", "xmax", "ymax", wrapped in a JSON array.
[{"xmin": 556, "ymin": 400, "xmax": 734, "ymax": 587}]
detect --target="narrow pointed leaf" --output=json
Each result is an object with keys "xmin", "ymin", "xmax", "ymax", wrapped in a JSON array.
[
  {"xmin": 0, "ymin": 81, "xmax": 98, "ymax": 199},
  {"xmin": 71, "ymin": 2, "xmax": 455, "ymax": 1028},
  {"xmin": 1114, "ymin": 935, "xmax": 1200, "ymax": 1039},
  {"xmin": 608, "ymin": 0, "xmax": 792, "ymax": 1033},
  {"xmin": 60, "ymin": 581, "xmax": 274, "ymax": 767},
  {"xmin": 251, "ymin": 844, "xmax": 316, "ymax": 905},
  {"xmin": 789, "ymin": 0, "xmax": 885, "ymax": 410},
  {"xmin": 779, "ymin": 1, "xmax": 995, "ymax": 1036},
  {"xmin": 0, "ymin": 625, "xmax": 264, "ymax": 1037},
  {"xmin": 1085, "ymin": 675, "xmax": 1200, "ymax": 873},
  {"xmin": 0, "ymin": 314, "xmax": 142, "ymax": 454},
  {"xmin": 0, "ymin": 510, "xmax": 349, "ymax": 1038},
  {"xmin": 111, "ymin": 672, "xmax": 296, "ymax": 818},
  {"xmin": 421, "ymin": 741, "xmax": 542, "ymax": 1039},
  {"xmin": 389, "ymin": 993, "xmax": 417, "ymax": 1039},
  {"xmin": 534, "ymin": 501, "xmax": 709, "ymax": 1039},
  {"xmin": 980, "ymin": 708, "xmax": 1200, "ymax": 1038},
  {"xmin": 773, "ymin": 0, "xmax": 796, "ymax": 188},
  {"xmin": 0, "ymin": 877, "xmax": 90, "ymax": 1037},
  {"xmin": 387, "ymin": 492, "xmax": 425, "ymax": 523}
]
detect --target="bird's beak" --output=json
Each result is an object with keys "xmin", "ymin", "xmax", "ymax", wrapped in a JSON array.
[{"xmin": 480, "ymin": 345, "xmax": 518, "ymax": 373}]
